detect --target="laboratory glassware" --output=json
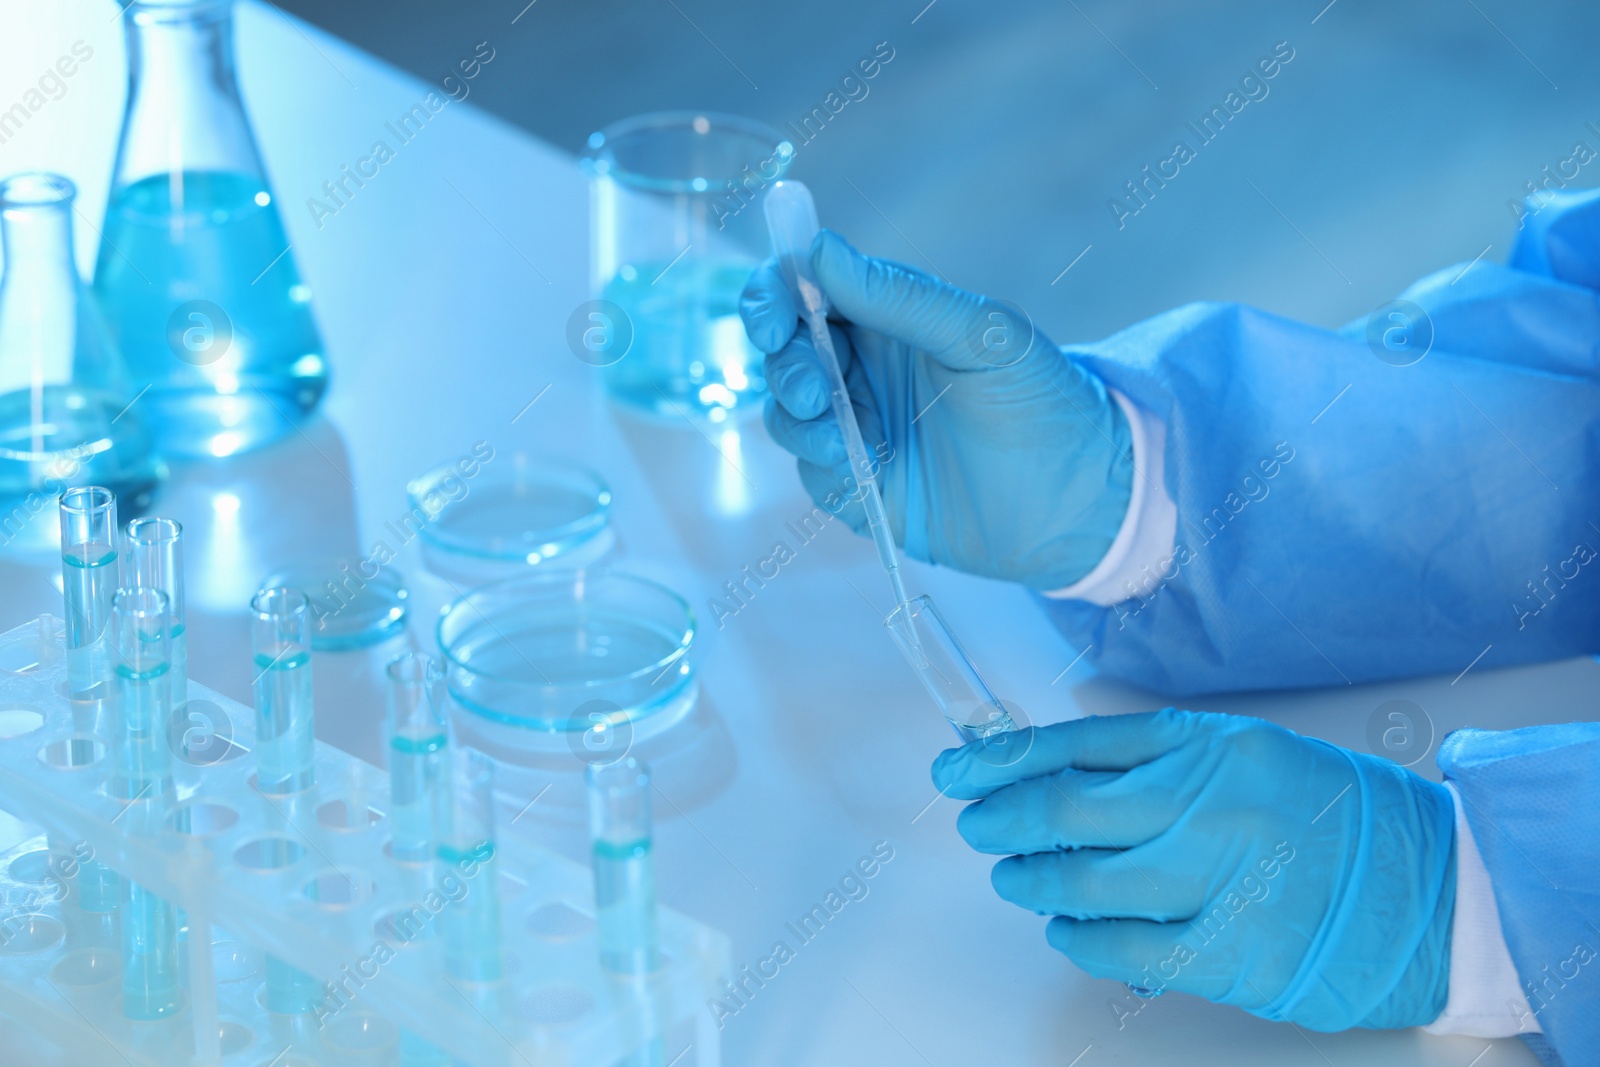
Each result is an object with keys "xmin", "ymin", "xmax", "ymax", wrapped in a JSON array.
[
  {"xmin": 125, "ymin": 517, "xmax": 187, "ymax": 714},
  {"xmin": 263, "ymin": 556, "xmax": 409, "ymax": 651},
  {"xmin": 59, "ymin": 487, "xmax": 119, "ymax": 700},
  {"xmin": 109, "ymin": 587, "xmax": 182, "ymax": 1019},
  {"xmin": 437, "ymin": 570, "xmax": 695, "ymax": 745},
  {"xmin": 587, "ymin": 758, "xmax": 660, "ymax": 975},
  {"xmin": 0, "ymin": 174, "xmax": 160, "ymax": 557},
  {"xmin": 767, "ymin": 182, "xmax": 1154, "ymax": 996},
  {"xmin": 762, "ymin": 181, "xmax": 1016, "ymax": 731},
  {"xmin": 407, "ymin": 455, "xmax": 615, "ymax": 583},
  {"xmin": 94, "ymin": 0, "xmax": 326, "ymax": 459},
  {"xmin": 249, "ymin": 586, "xmax": 316, "ymax": 794},
  {"xmin": 763, "ymin": 180, "xmax": 912, "ymax": 609},
  {"xmin": 884, "ymin": 596, "xmax": 1017, "ymax": 742},
  {"xmin": 0, "ymin": 610, "xmax": 733, "ymax": 1063},
  {"xmin": 110, "ymin": 586, "xmax": 173, "ymax": 801},
  {"xmin": 386, "ymin": 651, "xmax": 448, "ymax": 864},
  {"xmin": 584, "ymin": 111, "xmax": 794, "ymax": 421},
  {"xmin": 437, "ymin": 749, "xmax": 503, "ymax": 982},
  {"xmin": 251, "ymin": 589, "xmax": 321, "ymax": 1016}
]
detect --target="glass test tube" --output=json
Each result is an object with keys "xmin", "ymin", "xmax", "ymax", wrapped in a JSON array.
[
  {"xmin": 387, "ymin": 652, "xmax": 449, "ymax": 864},
  {"xmin": 263, "ymin": 954, "xmax": 322, "ymax": 1015},
  {"xmin": 437, "ymin": 749, "xmax": 502, "ymax": 982},
  {"xmin": 884, "ymin": 595, "xmax": 1015, "ymax": 743},
  {"xmin": 123, "ymin": 875, "xmax": 182, "ymax": 1019},
  {"xmin": 111, "ymin": 587, "xmax": 173, "ymax": 800},
  {"xmin": 587, "ymin": 758, "xmax": 660, "ymax": 975},
  {"xmin": 111, "ymin": 590, "xmax": 182, "ymax": 1019},
  {"xmin": 250, "ymin": 587, "xmax": 316, "ymax": 794},
  {"xmin": 59, "ymin": 486, "xmax": 118, "ymax": 699},
  {"xmin": 125, "ymin": 517, "xmax": 186, "ymax": 714}
]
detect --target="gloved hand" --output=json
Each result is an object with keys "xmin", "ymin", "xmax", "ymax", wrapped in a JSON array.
[
  {"xmin": 740, "ymin": 231, "xmax": 1134, "ymax": 590},
  {"xmin": 931, "ymin": 710, "xmax": 1457, "ymax": 1031}
]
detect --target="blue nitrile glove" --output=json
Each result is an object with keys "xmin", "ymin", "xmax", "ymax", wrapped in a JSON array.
[
  {"xmin": 931, "ymin": 710, "xmax": 1457, "ymax": 1031},
  {"xmin": 740, "ymin": 230, "xmax": 1134, "ymax": 590}
]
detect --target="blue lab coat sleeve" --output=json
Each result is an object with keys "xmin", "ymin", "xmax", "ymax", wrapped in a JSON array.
[
  {"xmin": 1437, "ymin": 722, "xmax": 1600, "ymax": 1067},
  {"xmin": 1040, "ymin": 189, "xmax": 1600, "ymax": 694}
]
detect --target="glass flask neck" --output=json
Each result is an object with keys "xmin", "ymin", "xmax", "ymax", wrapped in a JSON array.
[
  {"xmin": 112, "ymin": 0, "xmax": 265, "ymax": 190},
  {"xmin": 1, "ymin": 176, "xmax": 79, "ymax": 290},
  {"xmin": 0, "ymin": 176, "xmax": 83, "ymax": 390}
]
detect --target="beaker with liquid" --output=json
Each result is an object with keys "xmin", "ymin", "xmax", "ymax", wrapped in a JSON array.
[
  {"xmin": 94, "ymin": 0, "xmax": 326, "ymax": 459},
  {"xmin": 583, "ymin": 112, "xmax": 794, "ymax": 422},
  {"xmin": 0, "ymin": 174, "xmax": 162, "ymax": 556}
]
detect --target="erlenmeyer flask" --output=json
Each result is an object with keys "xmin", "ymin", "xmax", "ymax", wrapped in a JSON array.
[
  {"xmin": 0, "ymin": 173, "xmax": 162, "ymax": 557},
  {"xmin": 94, "ymin": 0, "xmax": 327, "ymax": 460}
]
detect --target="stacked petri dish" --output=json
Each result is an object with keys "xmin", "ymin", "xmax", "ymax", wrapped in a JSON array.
[{"xmin": 407, "ymin": 451, "xmax": 696, "ymax": 754}]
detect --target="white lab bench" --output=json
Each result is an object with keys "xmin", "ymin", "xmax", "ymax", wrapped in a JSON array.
[{"xmin": 0, "ymin": 4, "xmax": 1576, "ymax": 1064}]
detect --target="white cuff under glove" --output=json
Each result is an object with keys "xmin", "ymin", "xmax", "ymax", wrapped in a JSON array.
[
  {"xmin": 1045, "ymin": 391, "xmax": 1176, "ymax": 605},
  {"xmin": 1041, "ymin": 402, "xmax": 1538, "ymax": 1039},
  {"xmin": 1424, "ymin": 784, "xmax": 1540, "ymax": 1037}
]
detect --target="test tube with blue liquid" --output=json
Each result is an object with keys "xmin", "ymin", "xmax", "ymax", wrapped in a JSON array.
[
  {"xmin": 251, "ymin": 587, "xmax": 321, "ymax": 1013},
  {"xmin": 59, "ymin": 486, "xmax": 118, "ymax": 700},
  {"xmin": 125, "ymin": 517, "xmax": 186, "ymax": 716},
  {"xmin": 587, "ymin": 758, "xmax": 660, "ymax": 975},
  {"xmin": 589, "ymin": 758, "xmax": 664, "ymax": 1067},
  {"xmin": 251, "ymin": 587, "xmax": 316, "ymax": 794},
  {"xmin": 438, "ymin": 749, "xmax": 502, "ymax": 982},
  {"xmin": 110, "ymin": 587, "xmax": 173, "ymax": 801},
  {"xmin": 386, "ymin": 652, "xmax": 448, "ymax": 864},
  {"xmin": 387, "ymin": 651, "xmax": 450, "ymax": 1065},
  {"xmin": 59, "ymin": 488, "xmax": 121, "ymax": 911},
  {"xmin": 110, "ymin": 586, "xmax": 182, "ymax": 1019}
]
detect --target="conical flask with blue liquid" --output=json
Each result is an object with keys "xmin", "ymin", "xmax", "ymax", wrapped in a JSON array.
[
  {"xmin": 0, "ymin": 173, "xmax": 162, "ymax": 557},
  {"xmin": 94, "ymin": 0, "xmax": 326, "ymax": 459}
]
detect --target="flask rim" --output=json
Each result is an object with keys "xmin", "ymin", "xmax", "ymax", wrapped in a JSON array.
[{"xmin": 0, "ymin": 173, "xmax": 76, "ymax": 211}]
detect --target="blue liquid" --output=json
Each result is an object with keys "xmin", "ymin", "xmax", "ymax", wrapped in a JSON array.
[
  {"xmin": 265, "ymin": 954, "xmax": 321, "ymax": 1015},
  {"xmin": 61, "ymin": 542, "xmax": 116, "ymax": 699},
  {"xmin": 252, "ymin": 647, "xmax": 315, "ymax": 793},
  {"xmin": 168, "ymin": 623, "xmax": 188, "ymax": 713},
  {"xmin": 438, "ymin": 842, "xmax": 502, "ymax": 982},
  {"xmin": 600, "ymin": 258, "xmax": 765, "ymax": 420},
  {"xmin": 949, "ymin": 708, "xmax": 1019, "ymax": 745},
  {"xmin": 113, "ymin": 657, "xmax": 172, "ymax": 800},
  {"xmin": 122, "ymin": 879, "xmax": 180, "ymax": 1019},
  {"xmin": 0, "ymin": 388, "xmax": 161, "ymax": 555},
  {"xmin": 389, "ymin": 730, "xmax": 447, "ymax": 864},
  {"xmin": 92, "ymin": 171, "xmax": 326, "ymax": 458},
  {"xmin": 594, "ymin": 838, "xmax": 658, "ymax": 974},
  {"xmin": 76, "ymin": 861, "xmax": 120, "ymax": 914}
]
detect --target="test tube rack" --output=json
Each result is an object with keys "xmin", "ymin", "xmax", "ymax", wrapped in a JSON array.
[{"xmin": 0, "ymin": 616, "xmax": 727, "ymax": 1067}]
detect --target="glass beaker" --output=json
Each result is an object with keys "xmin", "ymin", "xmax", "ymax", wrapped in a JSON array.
[
  {"xmin": 584, "ymin": 111, "xmax": 794, "ymax": 423},
  {"xmin": 94, "ymin": 0, "xmax": 327, "ymax": 459},
  {"xmin": 0, "ymin": 173, "xmax": 162, "ymax": 557}
]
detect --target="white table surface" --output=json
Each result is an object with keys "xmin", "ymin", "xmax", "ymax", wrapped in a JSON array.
[{"xmin": 0, "ymin": 4, "xmax": 1578, "ymax": 1064}]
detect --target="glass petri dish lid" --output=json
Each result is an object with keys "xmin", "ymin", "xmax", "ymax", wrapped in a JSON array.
[
  {"xmin": 261, "ymin": 557, "xmax": 408, "ymax": 651},
  {"xmin": 437, "ymin": 570, "xmax": 695, "ymax": 745},
  {"xmin": 408, "ymin": 456, "xmax": 614, "ymax": 580}
]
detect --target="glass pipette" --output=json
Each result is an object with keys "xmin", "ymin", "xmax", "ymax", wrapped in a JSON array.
[
  {"xmin": 762, "ymin": 181, "xmax": 1013, "ymax": 742},
  {"xmin": 763, "ymin": 181, "xmax": 911, "ymax": 611}
]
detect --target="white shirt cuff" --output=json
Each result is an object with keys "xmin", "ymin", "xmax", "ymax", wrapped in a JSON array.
[
  {"xmin": 1423, "ymin": 783, "xmax": 1540, "ymax": 1037},
  {"xmin": 1043, "ymin": 391, "xmax": 1177, "ymax": 606}
]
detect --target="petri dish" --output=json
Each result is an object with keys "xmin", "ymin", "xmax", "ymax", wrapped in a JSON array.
[
  {"xmin": 262, "ymin": 557, "xmax": 408, "ymax": 652},
  {"xmin": 437, "ymin": 570, "xmax": 694, "ymax": 747},
  {"xmin": 408, "ymin": 456, "xmax": 614, "ymax": 583}
]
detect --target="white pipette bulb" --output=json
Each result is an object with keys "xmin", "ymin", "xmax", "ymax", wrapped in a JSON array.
[{"xmin": 763, "ymin": 180, "xmax": 828, "ymax": 317}]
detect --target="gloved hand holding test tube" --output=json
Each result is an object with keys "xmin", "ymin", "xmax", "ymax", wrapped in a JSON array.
[{"xmin": 762, "ymin": 182, "xmax": 1015, "ymax": 744}]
